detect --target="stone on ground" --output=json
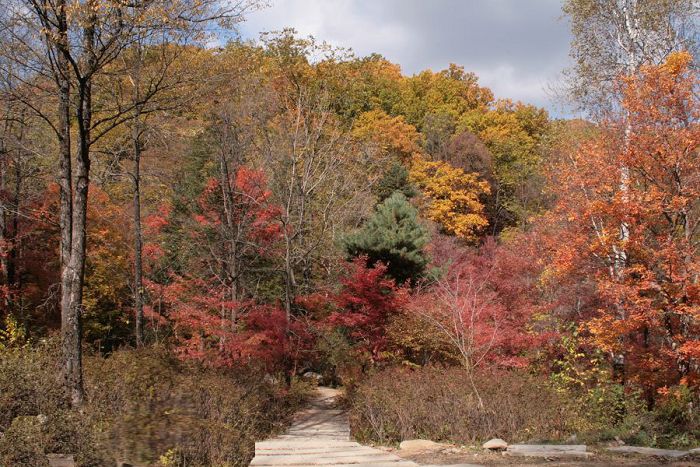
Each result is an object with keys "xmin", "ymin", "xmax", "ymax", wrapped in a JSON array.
[
  {"xmin": 46, "ymin": 454, "xmax": 75, "ymax": 467},
  {"xmin": 482, "ymin": 438, "xmax": 508, "ymax": 450},
  {"xmin": 606, "ymin": 445, "xmax": 690, "ymax": 458},
  {"xmin": 505, "ymin": 444, "xmax": 591, "ymax": 459},
  {"xmin": 399, "ymin": 439, "xmax": 443, "ymax": 452}
]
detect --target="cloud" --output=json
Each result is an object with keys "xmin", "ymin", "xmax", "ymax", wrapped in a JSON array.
[{"xmin": 238, "ymin": 0, "xmax": 573, "ymax": 114}]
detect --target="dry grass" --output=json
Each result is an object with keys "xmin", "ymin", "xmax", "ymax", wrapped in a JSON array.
[{"xmin": 350, "ymin": 365, "xmax": 581, "ymax": 445}]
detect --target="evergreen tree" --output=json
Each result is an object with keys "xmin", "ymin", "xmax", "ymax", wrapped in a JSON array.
[
  {"xmin": 374, "ymin": 162, "xmax": 417, "ymax": 203},
  {"xmin": 344, "ymin": 192, "xmax": 429, "ymax": 284}
]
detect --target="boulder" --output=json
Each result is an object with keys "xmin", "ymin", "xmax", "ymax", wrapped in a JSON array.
[
  {"xmin": 46, "ymin": 454, "xmax": 75, "ymax": 467},
  {"xmin": 482, "ymin": 438, "xmax": 508, "ymax": 450},
  {"xmin": 399, "ymin": 439, "xmax": 441, "ymax": 451}
]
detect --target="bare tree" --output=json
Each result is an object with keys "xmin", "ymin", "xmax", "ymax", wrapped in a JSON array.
[
  {"xmin": 256, "ymin": 31, "xmax": 383, "ymax": 321},
  {"xmin": 564, "ymin": 0, "xmax": 698, "ymax": 116}
]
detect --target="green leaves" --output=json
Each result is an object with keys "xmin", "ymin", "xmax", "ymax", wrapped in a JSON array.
[
  {"xmin": 373, "ymin": 162, "xmax": 417, "ymax": 203},
  {"xmin": 344, "ymin": 192, "xmax": 429, "ymax": 284}
]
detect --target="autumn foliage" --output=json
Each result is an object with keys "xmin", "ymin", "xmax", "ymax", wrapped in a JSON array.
[
  {"xmin": 327, "ymin": 258, "xmax": 407, "ymax": 361},
  {"xmin": 1, "ymin": 17, "xmax": 699, "ymax": 454},
  {"xmin": 410, "ymin": 155, "xmax": 490, "ymax": 241},
  {"xmin": 549, "ymin": 52, "xmax": 700, "ymax": 395}
]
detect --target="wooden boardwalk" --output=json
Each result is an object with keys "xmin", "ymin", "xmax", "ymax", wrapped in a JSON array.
[{"xmin": 251, "ymin": 387, "xmax": 419, "ymax": 466}]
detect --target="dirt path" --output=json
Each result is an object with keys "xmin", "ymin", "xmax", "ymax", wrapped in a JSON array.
[{"xmin": 250, "ymin": 387, "xmax": 420, "ymax": 466}]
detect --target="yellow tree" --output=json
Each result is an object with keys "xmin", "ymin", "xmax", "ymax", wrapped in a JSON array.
[
  {"xmin": 459, "ymin": 100, "xmax": 549, "ymax": 230},
  {"xmin": 352, "ymin": 109, "xmax": 423, "ymax": 162},
  {"xmin": 410, "ymin": 155, "xmax": 489, "ymax": 242}
]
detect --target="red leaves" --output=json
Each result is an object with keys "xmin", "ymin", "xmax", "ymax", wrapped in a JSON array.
[
  {"xmin": 327, "ymin": 257, "xmax": 407, "ymax": 360},
  {"xmin": 195, "ymin": 167, "xmax": 281, "ymax": 248},
  {"xmin": 161, "ymin": 274, "xmax": 293, "ymax": 370},
  {"xmin": 413, "ymin": 236, "xmax": 544, "ymax": 370}
]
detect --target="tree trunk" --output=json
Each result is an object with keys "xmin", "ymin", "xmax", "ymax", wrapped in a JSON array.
[
  {"xmin": 133, "ymin": 110, "xmax": 144, "ymax": 346},
  {"xmin": 132, "ymin": 44, "xmax": 145, "ymax": 347},
  {"xmin": 7, "ymin": 116, "xmax": 24, "ymax": 296},
  {"xmin": 0, "ymin": 117, "xmax": 8, "ymax": 288},
  {"xmin": 54, "ymin": 0, "xmax": 85, "ymax": 408}
]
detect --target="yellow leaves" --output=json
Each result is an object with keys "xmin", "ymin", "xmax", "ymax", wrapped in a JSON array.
[
  {"xmin": 0, "ymin": 315, "xmax": 27, "ymax": 350},
  {"xmin": 662, "ymin": 51, "xmax": 693, "ymax": 76},
  {"xmin": 353, "ymin": 110, "xmax": 422, "ymax": 161},
  {"xmin": 409, "ymin": 155, "xmax": 490, "ymax": 242}
]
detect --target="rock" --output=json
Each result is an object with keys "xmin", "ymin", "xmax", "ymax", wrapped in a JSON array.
[
  {"xmin": 301, "ymin": 371, "xmax": 323, "ymax": 384},
  {"xmin": 37, "ymin": 414, "xmax": 48, "ymax": 425},
  {"xmin": 421, "ymin": 464, "xmax": 484, "ymax": 467},
  {"xmin": 506, "ymin": 444, "xmax": 591, "ymax": 459},
  {"xmin": 690, "ymin": 447, "xmax": 700, "ymax": 454},
  {"xmin": 399, "ymin": 439, "xmax": 442, "ymax": 451},
  {"xmin": 46, "ymin": 454, "xmax": 75, "ymax": 467},
  {"xmin": 263, "ymin": 374, "xmax": 278, "ymax": 385},
  {"xmin": 482, "ymin": 438, "xmax": 508, "ymax": 450},
  {"xmin": 607, "ymin": 446, "xmax": 689, "ymax": 458}
]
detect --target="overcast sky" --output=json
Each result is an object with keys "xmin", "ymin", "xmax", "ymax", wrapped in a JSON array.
[{"xmin": 238, "ymin": 0, "xmax": 574, "ymax": 116}]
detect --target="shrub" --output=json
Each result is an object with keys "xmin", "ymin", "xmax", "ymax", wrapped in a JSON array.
[
  {"xmin": 0, "ymin": 339, "xmax": 66, "ymax": 431},
  {"xmin": 350, "ymin": 365, "xmax": 581, "ymax": 445},
  {"xmin": 0, "ymin": 340, "xmax": 309, "ymax": 466}
]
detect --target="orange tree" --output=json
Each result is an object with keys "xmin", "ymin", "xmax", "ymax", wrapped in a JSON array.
[{"xmin": 551, "ymin": 52, "xmax": 699, "ymax": 399}]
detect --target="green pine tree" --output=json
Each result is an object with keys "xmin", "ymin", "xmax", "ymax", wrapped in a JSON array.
[
  {"xmin": 374, "ymin": 162, "xmax": 417, "ymax": 203},
  {"xmin": 344, "ymin": 192, "xmax": 429, "ymax": 284}
]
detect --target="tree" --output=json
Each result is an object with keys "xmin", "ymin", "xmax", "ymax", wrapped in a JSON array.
[
  {"xmin": 258, "ymin": 31, "xmax": 381, "ymax": 319},
  {"xmin": 563, "ymin": 0, "xmax": 696, "ymax": 285},
  {"xmin": 551, "ymin": 53, "xmax": 699, "ymax": 401},
  {"xmin": 0, "ymin": 99, "xmax": 31, "ymax": 312},
  {"xmin": 352, "ymin": 109, "xmax": 423, "ymax": 162},
  {"xmin": 459, "ymin": 100, "xmax": 549, "ymax": 232},
  {"xmin": 329, "ymin": 54, "xmax": 404, "ymax": 122},
  {"xmin": 192, "ymin": 167, "xmax": 282, "ymax": 309},
  {"xmin": 410, "ymin": 236, "xmax": 546, "ymax": 406},
  {"xmin": 409, "ymin": 155, "xmax": 490, "ymax": 242},
  {"xmin": 327, "ymin": 258, "xmax": 407, "ymax": 362},
  {"xmin": 344, "ymin": 192, "xmax": 429, "ymax": 284},
  {"xmin": 396, "ymin": 64, "xmax": 493, "ymax": 130},
  {"xmin": 0, "ymin": 0, "xmax": 257, "ymax": 407},
  {"xmin": 437, "ymin": 130, "xmax": 493, "ymax": 176},
  {"xmin": 563, "ymin": 0, "xmax": 697, "ymax": 115},
  {"xmin": 373, "ymin": 162, "xmax": 417, "ymax": 203},
  {"xmin": 160, "ymin": 274, "xmax": 292, "ymax": 371}
]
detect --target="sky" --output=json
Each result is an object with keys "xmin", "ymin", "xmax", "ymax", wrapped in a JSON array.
[{"xmin": 237, "ymin": 0, "xmax": 575, "ymax": 116}]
